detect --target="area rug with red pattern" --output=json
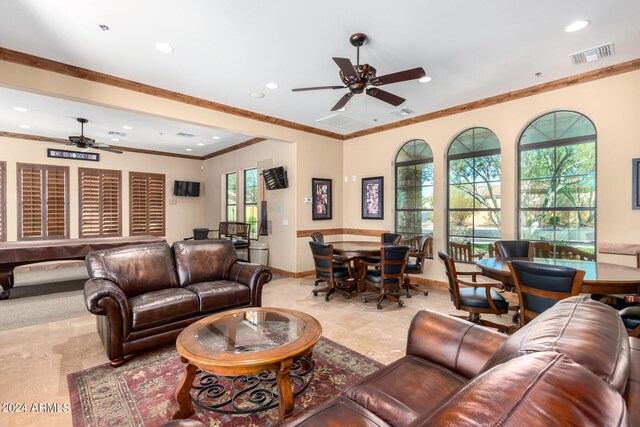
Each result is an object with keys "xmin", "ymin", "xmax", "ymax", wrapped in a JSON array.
[{"xmin": 67, "ymin": 337, "xmax": 383, "ymax": 426}]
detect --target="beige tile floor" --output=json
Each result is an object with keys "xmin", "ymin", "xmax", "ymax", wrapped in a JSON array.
[{"xmin": 0, "ymin": 277, "xmax": 514, "ymax": 427}]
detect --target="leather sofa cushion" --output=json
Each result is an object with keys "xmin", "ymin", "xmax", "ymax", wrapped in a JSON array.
[
  {"xmin": 286, "ymin": 396, "xmax": 391, "ymax": 427},
  {"xmin": 185, "ymin": 281, "xmax": 251, "ymax": 312},
  {"xmin": 130, "ymin": 288, "xmax": 199, "ymax": 331},
  {"xmin": 481, "ymin": 295, "xmax": 630, "ymax": 393},
  {"xmin": 86, "ymin": 242, "xmax": 180, "ymax": 297},
  {"xmin": 418, "ymin": 351, "xmax": 629, "ymax": 427},
  {"xmin": 172, "ymin": 240, "xmax": 237, "ymax": 286},
  {"xmin": 342, "ymin": 355, "xmax": 466, "ymax": 426}
]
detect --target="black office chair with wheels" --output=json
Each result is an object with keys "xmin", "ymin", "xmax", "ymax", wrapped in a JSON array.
[
  {"xmin": 438, "ymin": 251, "xmax": 510, "ymax": 332},
  {"xmin": 310, "ymin": 231, "xmax": 349, "ymax": 264},
  {"xmin": 404, "ymin": 235, "xmax": 432, "ymax": 297},
  {"xmin": 309, "ymin": 241, "xmax": 356, "ymax": 301},
  {"xmin": 362, "ymin": 245, "xmax": 410, "ymax": 309},
  {"xmin": 363, "ymin": 232, "xmax": 403, "ymax": 265},
  {"xmin": 494, "ymin": 240, "xmax": 533, "ymax": 259},
  {"xmin": 507, "ymin": 260, "xmax": 584, "ymax": 327}
]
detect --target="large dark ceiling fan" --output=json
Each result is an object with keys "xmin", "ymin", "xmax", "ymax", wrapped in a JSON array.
[
  {"xmin": 292, "ymin": 33, "xmax": 426, "ymax": 111},
  {"xmin": 67, "ymin": 118, "xmax": 122, "ymax": 154}
]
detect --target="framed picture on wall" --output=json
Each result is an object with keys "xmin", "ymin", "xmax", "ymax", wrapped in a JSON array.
[
  {"xmin": 633, "ymin": 158, "xmax": 640, "ymax": 210},
  {"xmin": 312, "ymin": 178, "xmax": 332, "ymax": 220},
  {"xmin": 362, "ymin": 176, "xmax": 384, "ymax": 219}
]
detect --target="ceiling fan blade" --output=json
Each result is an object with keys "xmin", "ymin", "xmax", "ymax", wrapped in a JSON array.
[
  {"xmin": 370, "ymin": 67, "xmax": 426, "ymax": 86},
  {"xmin": 333, "ymin": 57, "xmax": 358, "ymax": 81},
  {"xmin": 366, "ymin": 88, "xmax": 405, "ymax": 107},
  {"xmin": 94, "ymin": 146, "xmax": 123, "ymax": 154},
  {"xmin": 292, "ymin": 85, "xmax": 346, "ymax": 92},
  {"xmin": 331, "ymin": 92, "xmax": 354, "ymax": 111}
]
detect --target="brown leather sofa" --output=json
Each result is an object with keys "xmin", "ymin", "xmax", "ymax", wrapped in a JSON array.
[
  {"xmin": 84, "ymin": 239, "xmax": 272, "ymax": 367},
  {"xmin": 288, "ymin": 295, "xmax": 638, "ymax": 426}
]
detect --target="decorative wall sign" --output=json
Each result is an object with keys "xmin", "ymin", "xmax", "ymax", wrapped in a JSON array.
[
  {"xmin": 633, "ymin": 158, "xmax": 640, "ymax": 209},
  {"xmin": 362, "ymin": 176, "xmax": 384, "ymax": 219},
  {"xmin": 312, "ymin": 178, "xmax": 332, "ymax": 220},
  {"xmin": 48, "ymin": 148, "xmax": 99, "ymax": 161}
]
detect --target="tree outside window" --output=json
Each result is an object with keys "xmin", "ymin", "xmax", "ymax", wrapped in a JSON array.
[
  {"xmin": 226, "ymin": 172, "xmax": 237, "ymax": 221},
  {"xmin": 244, "ymin": 168, "xmax": 258, "ymax": 239}
]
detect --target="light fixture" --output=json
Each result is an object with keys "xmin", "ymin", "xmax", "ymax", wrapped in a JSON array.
[
  {"xmin": 19, "ymin": 124, "xmax": 31, "ymax": 129},
  {"xmin": 565, "ymin": 20, "xmax": 589, "ymax": 32},
  {"xmin": 212, "ymin": 136, "xmax": 221, "ymax": 140},
  {"xmin": 197, "ymin": 143, "xmax": 205, "ymax": 146},
  {"xmin": 419, "ymin": 76, "xmax": 432, "ymax": 83},
  {"xmin": 155, "ymin": 42, "xmax": 174, "ymax": 53},
  {"xmin": 111, "ymin": 138, "xmax": 119, "ymax": 142},
  {"xmin": 265, "ymin": 82, "xmax": 279, "ymax": 89},
  {"xmin": 98, "ymin": 24, "xmax": 110, "ymax": 32},
  {"xmin": 185, "ymin": 148, "xmax": 193, "ymax": 152},
  {"xmin": 250, "ymin": 92, "xmax": 265, "ymax": 98},
  {"xmin": 122, "ymin": 125, "xmax": 133, "ymax": 130},
  {"xmin": 13, "ymin": 107, "xmax": 28, "ymax": 112},
  {"xmin": 337, "ymin": 108, "xmax": 346, "ymax": 112}
]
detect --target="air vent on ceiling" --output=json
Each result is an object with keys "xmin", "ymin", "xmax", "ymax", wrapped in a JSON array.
[
  {"xmin": 570, "ymin": 42, "xmax": 615, "ymax": 65},
  {"xmin": 176, "ymin": 132, "xmax": 195, "ymax": 138},
  {"xmin": 389, "ymin": 108, "xmax": 415, "ymax": 117},
  {"xmin": 108, "ymin": 131, "xmax": 127, "ymax": 136},
  {"xmin": 315, "ymin": 113, "xmax": 367, "ymax": 131}
]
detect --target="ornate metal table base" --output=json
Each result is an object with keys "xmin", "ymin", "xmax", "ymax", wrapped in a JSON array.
[{"xmin": 190, "ymin": 356, "xmax": 314, "ymax": 414}]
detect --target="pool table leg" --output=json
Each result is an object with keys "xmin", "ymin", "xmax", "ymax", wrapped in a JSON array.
[{"xmin": 0, "ymin": 269, "xmax": 14, "ymax": 300}]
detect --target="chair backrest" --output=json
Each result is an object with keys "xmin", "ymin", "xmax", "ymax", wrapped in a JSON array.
[
  {"xmin": 495, "ymin": 240, "xmax": 533, "ymax": 259},
  {"xmin": 309, "ymin": 241, "xmax": 334, "ymax": 279},
  {"xmin": 409, "ymin": 235, "xmax": 433, "ymax": 273},
  {"xmin": 555, "ymin": 245, "xmax": 595, "ymax": 261},
  {"xmin": 507, "ymin": 260, "xmax": 585, "ymax": 326},
  {"xmin": 379, "ymin": 245, "xmax": 411, "ymax": 284},
  {"xmin": 487, "ymin": 243, "xmax": 496, "ymax": 258},
  {"xmin": 219, "ymin": 221, "xmax": 251, "ymax": 240},
  {"xmin": 381, "ymin": 233, "xmax": 402, "ymax": 244},
  {"xmin": 192, "ymin": 228, "xmax": 211, "ymax": 240},
  {"xmin": 450, "ymin": 241, "xmax": 473, "ymax": 263},
  {"xmin": 532, "ymin": 241, "xmax": 552, "ymax": 258},
  {"xmin": 438, "ymin": 251, "xmax": 461, "ymax": 307},
  {"xmin": 310, "ymin": 232, "xmax": 324, "ymax": 243}
]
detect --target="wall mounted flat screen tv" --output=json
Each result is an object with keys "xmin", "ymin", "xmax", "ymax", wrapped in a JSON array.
[
  {"xmin": 174, "ymin": 180, "xmax": 201, "ymax": 197},
  {"xmin": 263, "ymin": 166, "xmax": 288, "ymax": 190}
]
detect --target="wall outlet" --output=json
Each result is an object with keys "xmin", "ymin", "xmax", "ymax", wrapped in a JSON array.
[{"xmin": 282, "ymin": 219, "xmax": 289, "ymax": 226}]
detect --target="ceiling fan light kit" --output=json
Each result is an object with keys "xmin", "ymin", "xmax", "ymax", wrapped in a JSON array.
[
  {"xmin": 67, "ymin": 117, "xmax": 122, "ymax": 154},
  {"xmin": 292, "ymin": 33, "xmax": 426, "ymax": 111}
]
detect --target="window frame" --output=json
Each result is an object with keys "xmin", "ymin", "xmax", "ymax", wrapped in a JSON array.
[
  {"xmin": 78, "ymin": 167, "xmax": 122, "ymax": 238},
  {"xmin": 129, "ymin": 171, "xmax": 166, "ymax": 237},
  {"xmin": 244, "ymin": 168, "xmax": 258, "ymax": 240},
  {"xmin": 226, "ymin": 172, "xmax": 237, "ymax": 221},
  {"xmin": 17, "ymin": 162, "xmax": 70, "ymax": 241},
  {"xmin": 516, "ymin": 110, "xmax": 597, "ymax": 257}
]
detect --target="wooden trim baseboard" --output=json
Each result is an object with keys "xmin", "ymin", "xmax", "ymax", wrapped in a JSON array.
[
  {"xmin": 410, "ymin": 276, "xmax": 448, "ymax": 291},
  {"xmin": 269, "ymin": 267, "xmax": 315, "ymax": 278},
  {"xmin": 296, "ymin": 228, "xmax": 390, "ymax": 238}
]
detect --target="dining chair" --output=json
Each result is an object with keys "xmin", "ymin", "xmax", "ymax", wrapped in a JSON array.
[
  {"xmin": 494, "ymin": 240, "xmax": 533, "ymax": 259},
  {"xmin": 362, "ymin": 232, "xmax": 403, "ymax": 264},
  {"xmin": 361, "ymin": 245, "xmax": 410, "ymax": 309},
  {"xmin": 449, "ymin": 241, "xmax": 478, "ymax": 263},
  {"xmin": 310, "ymin": 232, "xmax": 324, "ymax": 243},
  {"xmin": 184, "ymin": 228, "xmax": 213, "ymax": 240},
  {"xmin": 308, "ymin": 241, "xmax": 356, "ymax": 301},
  {"xmin": 507, "ymin": 260, "xmax": 584, "ymax": 327},
  {"xmin": 404, "ymin": 235, "xmax": 433, "ymax": 297},
  {"xmin": 620, "ymin": 295, "xmax": 640, "ymax": 337},
  {"xmin": 438, "ymin": 251, "xmax": 510, "ymax": 332},
  {"xmin": 309, "ymin": 231, "xmax": 350, "ymax": 264}
]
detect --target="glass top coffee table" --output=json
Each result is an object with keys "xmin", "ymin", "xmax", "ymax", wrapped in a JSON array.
[{"xmin": 172, "ymin": 307, "xmax": 322, "ymax": 422}]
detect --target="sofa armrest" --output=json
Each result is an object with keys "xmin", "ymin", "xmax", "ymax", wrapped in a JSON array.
[
  {"xmin": 228, "ymin": 262, "xmax": 272, "ymax": 306},
  {"xmin": 406, "ymin": 310, "xmax": 507, "ymax": 379},
  {"xmin": 84, "ymin": 278, "xmax": 130, "ymax": 317}
]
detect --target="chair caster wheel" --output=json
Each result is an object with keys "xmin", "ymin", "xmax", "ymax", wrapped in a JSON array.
[
  {"xmin": 406, "ymin": 293, "xmax": 412, "ymax": 298},
  {"xmin": 325, "ymin": 295, "xmax": 330, "ymax": 302},
  {"xmin": 313, "ymin": 292, "xmax": 318, "ymax": 297},
  {"xmin": 398, "ymin": 303, "xmax": 403, "ymax": 307},
  {"xmin": 376, "ymin": 304, "xmax": 382, "ymax": 310},
  {"xmin": 345, "ymin": 294, "xmax": 350, "ymax": 299},
  {"xmin": 362, "ymin": 299, "xmax": 367, "ymax": 303},
  {"xmin": 424, "ymin": 291, "xmax": 429, "ymax": 296}
]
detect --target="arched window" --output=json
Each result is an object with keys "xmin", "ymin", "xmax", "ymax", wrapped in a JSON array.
[
  {"xmin": 447, "ymin": 128, "xmax": 501, "ymax": 261},
  {"xmin": 518, "ymin": 111, "xmax": 596, "ymax": 257},
  {"xmin": 395, "ymin": 140, "xmax": 434, "ymax": 249}
]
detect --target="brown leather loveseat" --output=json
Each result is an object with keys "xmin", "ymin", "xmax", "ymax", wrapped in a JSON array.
[
  {"xmin": 289, "ymin": 295, "xmax": 639, "ymax": 426},
  {"xmin": 84, "ymin": 239, "xmax": 272, "ymax": 367}
]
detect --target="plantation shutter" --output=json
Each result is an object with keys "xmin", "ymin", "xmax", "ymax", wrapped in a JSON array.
[
  {"xmin": 79, "ymin": 168, "xmax": 121, "ymax": 237},
  {"xmin": 0, "ymin": 161, "xmax": 5, "ymax": 242},
  {"xmin": 17, "ymin": 163, "xmax": 69, "ymax": 240},
  {"xmin": 130, "ymin": 172, "xmax": 165, "ymax": 236}
]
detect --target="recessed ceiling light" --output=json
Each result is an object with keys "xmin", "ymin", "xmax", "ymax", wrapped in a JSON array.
[
  {"xmin": 565, "ymin": 20, "xmax": 589, "ymax": 32},
  {"xmin": 111, "ymin": 138, "xmax": 119, "ymax": 142},
  {"xmin": 337, "ymin": 108, "xmax": 346, "ymax": 112},
  {"xmin": 98, "ymin": 24, "xmax": 110, "ymax": 32},
  {"xmin": 13, "ymin": 107, "xmax": 28, "ymax": 112},
  {"xmin": 122, "ymin": 125, "xmax": 133, "ymax": 130},
  {"xmin": 155, "ymin": 42, "xmax": 174, "ymax": 53},
  {"xmin": 212, "ymin": 136, "xmax": 221, "ymax": 139},
  {"xmin": 185, "ymin": 148, "xmax": 193, "ymax": 152},
  {"xmin": 419, "ymin": 76, "xmax": 432, "ymax": 83},
  {"xmin": 19, "ymin": 124, "xmax": 30, "ymax": 129},
  {"xmin": 265, "ymin": 82, "xmax": 279, "ymax": 89},
  {"xmin": 197, "ymin": 143, "xmax": 205, "ymax": 146},
  {"xmin": 250, "ymin": 92, "xmax": 265, "ymax": 98}
]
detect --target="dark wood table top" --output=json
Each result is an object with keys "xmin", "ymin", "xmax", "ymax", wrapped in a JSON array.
[
  {"xmin": 331, "ymin": 241, "xmax": 396, "ymax": 257},
  {"xmin": 477, "ymin": 257, "xmax": 640, "ymax": 294}
]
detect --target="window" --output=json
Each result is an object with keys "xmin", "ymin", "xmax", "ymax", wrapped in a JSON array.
[
  {"xmin": 226, "ymin": 172, "xmax": 237, "ymax": 221},
  {"xmin": 518, "ymin": 111, "xmax": 596, "ymax": 256},
  {"xmin": 0, "ymin": 161, "xmax": 5, "ymax": 242},
  {"xmin": 395, "ymin": 139, "xmax": 434, "ymax": 248},
  {"xmin": 17, "ymin": 163, "xmax": 69, "ymax": 240},
  {"xmin": 244, "ymin": 168, "xmax": 258, "ymax": 239},
  {"xmin": 447, "ymin": 128, "xmax": 501, "ymax": 261},
  {"xmin": 79, "ymin": 168, "xmax": 122, "ymax": 237},
  {"xmin": 129, "ymin": 172, "xmax": 165, "ymax": 236}
]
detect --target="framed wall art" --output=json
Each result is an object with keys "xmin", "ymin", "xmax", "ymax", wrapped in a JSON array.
[
  {"xmin": 362, "ymin": 176, "xmax": 384, "ymax": 219},
  {"xmin": 312, "ymin": 178, "xmax": 332, "ymax": 220},
  {"xmin": 633, "ymin": 158, "xmax": 640, "ymax": 210}
]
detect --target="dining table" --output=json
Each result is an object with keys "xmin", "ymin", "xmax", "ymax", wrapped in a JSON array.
[
  {"xmin": 331, "ymin": 241, "xmax": 398, "ymax": 289},
  {"xmin": 476, "ymin": 257, "xmax": 640, "ymax": 295}
]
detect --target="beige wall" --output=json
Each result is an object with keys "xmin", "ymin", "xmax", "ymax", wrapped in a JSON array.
[
  {"xmin": 343, "ymin": 69, "xmax": 640, "ymax": 280},
  {"xmin": 0, "ymin": 136, "xmax": 205, "ymax": 244}
]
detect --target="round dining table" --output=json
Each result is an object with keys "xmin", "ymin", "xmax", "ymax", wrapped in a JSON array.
[
  {"xmin": 476, "ymin": 257, "xmax": 640, "ymax": 294},
  {"xmin": 331, "ymin": 241, "xmax": 393, "ymax": 258}
]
